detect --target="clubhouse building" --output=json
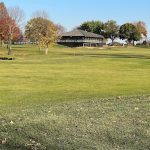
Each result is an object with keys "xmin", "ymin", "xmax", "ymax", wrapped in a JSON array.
[{"xmin": 58, "ymin": 29, "xmax": 104, "ymax": 47}]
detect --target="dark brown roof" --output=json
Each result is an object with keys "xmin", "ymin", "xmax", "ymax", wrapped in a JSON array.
[{"xmin": 61, "ymin": 29, "xmax": 104, "ymax": 39}]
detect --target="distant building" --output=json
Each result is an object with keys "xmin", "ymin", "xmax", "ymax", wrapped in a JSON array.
[{"xmin": 58, "ymin": 29, "xmax": 104, "ymax": 47}]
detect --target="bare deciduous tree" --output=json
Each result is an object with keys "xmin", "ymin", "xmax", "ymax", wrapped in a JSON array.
[
  {"xmin": 32, "ymin": 10, "xmax": 49, "ymax": 19},
  {"xmin": 56, "ymin": 24, "xmax": 66, "ymax": 35},
  {"xmin": 8, "ymin": 6, "xmax": 25, "ymax": 29}
]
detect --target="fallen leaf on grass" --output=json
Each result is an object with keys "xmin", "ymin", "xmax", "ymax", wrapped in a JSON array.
[{"xmin": 0, "ymin": 138, "xmax": 7, "ymax": 145}]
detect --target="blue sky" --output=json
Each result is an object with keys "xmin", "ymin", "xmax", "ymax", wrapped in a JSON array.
[{"xmin": 2, "ymin": 0, "xmax": 150, "ymax": 37}]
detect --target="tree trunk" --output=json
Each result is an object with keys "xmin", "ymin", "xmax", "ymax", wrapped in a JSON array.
[
  {"xmin": 111, "ymin": 38, "xmax": 114, "ymax": 45},
  {"xmin": 45, "ymin": 44, "xmax": 48, "ymax": 55},
  {"xmin": 7, "ymin": 31, "xmax": 13, "ymax": 55},
  {"xmin": 8, "ymin": 37, "xmax": 12, "ymax": 55},
  {"xmin": 8, "ymin": 45, "xmax": 12, "ymax": 55},
  {"xmin": 38, "ymin": 43, "xmax": 41, "ymax": 51},
  {"xmin": 2, "ymin": 40, "xmax": 4, "ymax": 48},
  {"xmin": 45, "ymin": 48, "xmax": 48, "ymax": 55},
  {"xmin": 0, "ymin": 39, "xmax": 4, "ymax": 48},
  {"xmin": 0, "ymin": 39, "xmax": 2, "ymax": 48},
  {"xmin": 133, "ymin": 41, "xmax": 135, "ymax": 46}
]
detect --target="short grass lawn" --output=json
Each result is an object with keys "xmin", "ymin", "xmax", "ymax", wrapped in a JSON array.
[{"xmin": 0, "ymin": 45, "xmax": 150, "ymax": 149}]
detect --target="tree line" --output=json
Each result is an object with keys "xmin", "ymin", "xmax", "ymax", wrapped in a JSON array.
[
  {"xmin": 78, "ymin": 20, "xmax": 147, "ymax": 45},
  {"xmin": 0, "ymin": 2, "xmax": 65, "ymax": 55},
  {"xmin": 0, "ymin": 2, "xmax": 148, "ymax": 56}
]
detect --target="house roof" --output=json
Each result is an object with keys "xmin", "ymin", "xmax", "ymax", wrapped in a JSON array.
[{"xmin": 61, "ymin": 29, "xmax": 104, "ymax": 39}]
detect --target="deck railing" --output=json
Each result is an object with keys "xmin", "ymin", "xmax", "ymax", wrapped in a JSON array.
[{"xmin": 58, "ymin": 39, "xmax": 102, "ymax": 43}]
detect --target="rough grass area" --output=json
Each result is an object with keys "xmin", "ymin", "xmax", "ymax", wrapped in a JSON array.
[
  {"xmin": 0, "ymin": 96, "xmax": 150, "ymax": 150},
  {"xmin": 0, "ymin": 45, "xmax": 150, "ymax": 149}
]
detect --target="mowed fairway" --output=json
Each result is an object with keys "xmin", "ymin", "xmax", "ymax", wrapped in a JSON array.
[{"xmin": 0, "ymin": 45, "xmax": 150, "ymax": 149}]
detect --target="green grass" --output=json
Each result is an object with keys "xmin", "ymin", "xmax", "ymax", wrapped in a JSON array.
[{"xmin": 0, "ymin": 45, "xmax": 150, "ymax": 149}]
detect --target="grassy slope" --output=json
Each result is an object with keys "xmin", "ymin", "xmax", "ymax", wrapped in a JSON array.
[{"xmin": 0, "ymin": 45, "xmax": 150, "ymax": 149}]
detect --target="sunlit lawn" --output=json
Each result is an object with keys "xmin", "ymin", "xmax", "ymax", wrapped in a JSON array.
[{"xmin": 0, "ymin": 45, "xmax": 150, "ymax": 149}]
